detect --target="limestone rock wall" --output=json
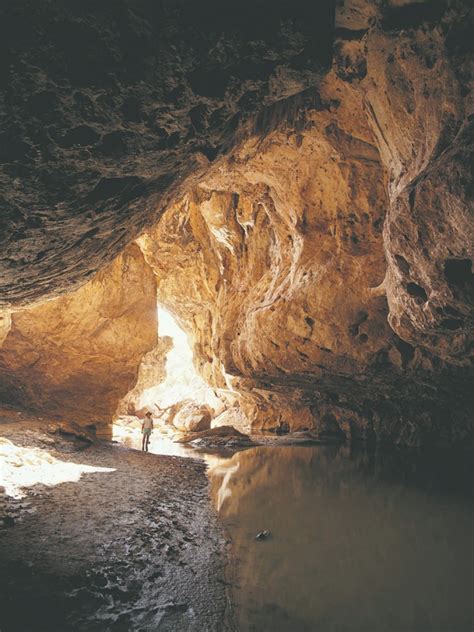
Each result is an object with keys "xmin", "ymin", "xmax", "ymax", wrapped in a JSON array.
[
  {"xmin": 363, "ymin": 20, "xmax": 473, "ymax": 364},
  {"xmin": 0, "ymin": 0, "xmax": 472, "ymax": 445},
  {"xmin": 138, "ymin": 1, "xmax": 473, "ymax": 445},
  {"xmin": 140, "ymin": 113, "xmax": 391, "ymax": 380},
  {"xmin": 0, "ymin": 245, "xmax": 157, "ymax": 435}
]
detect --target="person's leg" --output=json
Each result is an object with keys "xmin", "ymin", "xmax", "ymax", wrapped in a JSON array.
[
  {"xmin": 141, "ymin": 432, "xmax": 145, "ymax": 451},
  {"xmin": 145, "ymin": 432, "xmax": 150, "ymax": 452}
]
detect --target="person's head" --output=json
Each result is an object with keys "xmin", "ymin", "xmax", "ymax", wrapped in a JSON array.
[{"xmin": 145, "ymin": 412, "xmax": 152, "ymax": 418}]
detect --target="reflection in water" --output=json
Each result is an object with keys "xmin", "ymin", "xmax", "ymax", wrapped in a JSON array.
[
  {"xmin": 208, "ymin": 445, "xmax": 473, "ymax": 632},
  {"xmin": 208, "ymin": 460, "xmax": 240, "ymax": 511}
]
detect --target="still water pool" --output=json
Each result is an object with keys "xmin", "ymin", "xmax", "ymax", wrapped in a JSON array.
[{"xmin": 206, "ymin": 445, "xmax": 473, "ymax": 632}]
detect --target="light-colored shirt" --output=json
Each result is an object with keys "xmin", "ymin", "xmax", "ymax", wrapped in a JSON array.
[{"xmin": 143, "ymin": 417, "xmax": 153, "ymax": 430}]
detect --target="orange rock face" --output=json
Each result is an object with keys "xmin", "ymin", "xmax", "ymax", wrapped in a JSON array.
[
  {"xmin": 359, "ymin": 19, "xmax": 472, "ymax": 366},
  {"xmin": 0, "ymin": 245, "xmax": 157, "ymax": 436},
  {"xmin": 137, "ymin": 4, "xmax": 473, "ymax": 445},
  {"xmin": 0, "ymin": 1, "xmax": 471, "ymax": 446},
  {"xmin": 139, "ymin": 117, "xmax": 392, "ymax": 426}
]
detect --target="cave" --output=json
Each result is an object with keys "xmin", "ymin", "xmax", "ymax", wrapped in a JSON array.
[{"xmin": 0, "ymin": 0, "xmax": 473, "ymax": 630}]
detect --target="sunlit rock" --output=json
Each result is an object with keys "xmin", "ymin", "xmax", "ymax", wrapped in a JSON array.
[
  {"xmin": 0, "ymin": 245, "xmax": 157, "ymax": 436},
  {"xmin": 0, "ymin": 0, "xmax": 472, "ymax": 446},
  {"xmin": 136, "ymin": 1, "xmax": 473, "ymax": 444},
  {"xmin": 212, "ymin": 408, "xmax": 251, "ymax": 435},
  {"xmin": 172, "ymin": 402, "xmax": 213, "ymax": 434},
  {"xmin": 117, "ymin": 335, "xmax": 173, "ymax": 417},
  {"xmin": 132, "ymin": 306, "xmax": 222, "ymax": 414}
]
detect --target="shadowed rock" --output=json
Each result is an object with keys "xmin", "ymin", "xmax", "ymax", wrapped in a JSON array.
[{"xmin": 0, "ymin": 0, "xmax": 334, "ymax": 308}]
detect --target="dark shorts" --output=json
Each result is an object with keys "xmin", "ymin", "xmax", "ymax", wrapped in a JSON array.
[{"xmin": 143, "ymin": 428, "xmax": 152, "ymax": 436}]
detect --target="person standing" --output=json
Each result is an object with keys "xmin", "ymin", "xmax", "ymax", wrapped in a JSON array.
[{"xmin": 141, "ymin": 412, "xmax": 153, "ymax": 452}]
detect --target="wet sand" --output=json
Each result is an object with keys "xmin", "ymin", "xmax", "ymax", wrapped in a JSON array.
[{"xmin": 0, "ymin": 408, "xmax": 234, "ymax": 632}]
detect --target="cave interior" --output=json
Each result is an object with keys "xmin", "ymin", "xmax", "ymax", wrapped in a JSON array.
[{"xmin": 0, "ymin": 0, "xmax": 472, "ymax": 448}]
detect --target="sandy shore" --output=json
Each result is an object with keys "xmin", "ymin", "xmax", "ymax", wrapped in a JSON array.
[{"xmin": 0, "ymin": 408, "xmax": 234, "ymax": 632}]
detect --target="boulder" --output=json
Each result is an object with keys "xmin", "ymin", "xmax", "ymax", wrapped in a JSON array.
[
  {"xmin": 172, "ymin": 403, "xmax": 212, "ymax": 434},
  {"xmin": 179, "ymin": 425, "xmax": 255, "ymax": 448}
]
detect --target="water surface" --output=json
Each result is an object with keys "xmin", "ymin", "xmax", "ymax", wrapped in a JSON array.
[{"xmin": 207, "ymin": 445, "xmax": 473, "ymax": 632}]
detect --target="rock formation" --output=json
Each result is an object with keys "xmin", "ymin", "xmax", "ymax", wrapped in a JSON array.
[
  {"xmin": 117, "ymin": 335, "xmax": 173, "ymax": 417},
  {"xmin": 0, "ymin": 0, "xmax": 333, "ymax": 308},
  {"xmin": 172, "ymin": 402, "xmax": 213, "ymax": 433},
  {"xmin": 0, "ymin": 0, "xmax": 472, "ymax": 445},
  {"xmin": 138, "ymin": 0, "xmax": 473, "ymax": 445},
  {"xmin": 0, "ymin": 245, "xmax": 157, "ymax": 435}
]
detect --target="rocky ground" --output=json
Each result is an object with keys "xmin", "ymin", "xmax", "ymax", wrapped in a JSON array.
[{"xmin": 0, "ymin": 407, "xmax": 234, "ymax": 632}]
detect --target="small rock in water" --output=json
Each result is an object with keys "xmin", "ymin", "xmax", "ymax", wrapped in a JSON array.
[{"xmin": 255, "ymin": 530, "xmax": 271, "ymax": 540}]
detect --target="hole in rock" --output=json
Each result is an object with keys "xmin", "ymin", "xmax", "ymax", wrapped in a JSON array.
[
  {"xmin": 444, "ymin": 258, "xmax": 472, "ymax": 287},
  {"xmin": 440, "ymin": 318, "xmax": 463, "ymax": 331},
  {"xmin": 393, "ymin": 337, "xmax": 415, "ymax": 369},
  {"xmin": 86, "ymin": 176, "xmax": 144, "ymax": 204},
  {"xmin": 349, "ymin": 311, "xmax": 368, "ymax": 337},
  {"xmin": 141, "ymin": 306, "xmax": 219, "ymax": 411},
  {"xmin": 114, "ymin": 306, "xmax": 223, "ymax": 452},
  {"xmin": 57, "ymin": 125, "xmax": 100, "ymax": 148},
  {"xmin": 381, "ymin": 1, "xmax": 446, "ymax": 31},
  {"xmin": 349, "ymin": 323, "xmax": 359, "ymax": 337},
  {"xmin": 395, "ymin": 254, "xmax": 410, "ymax": 275},
  {"xmin": 97, "ymin": 131, "xmax": 127, "ymax": 156},
  {"xmin": 406, "ymin": 282, "xmax": 428, "ymax": 302}
]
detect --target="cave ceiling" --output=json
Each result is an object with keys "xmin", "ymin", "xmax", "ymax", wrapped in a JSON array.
[{"xmin": 0, "ymin": 0, "xmax": 334, "ymax": 307}]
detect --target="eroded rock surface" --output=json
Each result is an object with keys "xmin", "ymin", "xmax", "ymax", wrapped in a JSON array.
[
  {"xmin": 0, "ymin": 0, "xmax": 472, "ymax": 445},
  {"xmin": 0, "ymin": 0, "xmax": 333, "ymax": 308},
  {"xmin": 363, "ymin": 14, "xmax": 473, "ymax": 364},
  {"xmin": 0, "ymin": 245, "xmax": 157, "ymax": 435},
  {"xmin": 117, "ymin": 335, "xmax": 173, "ymax": 417},
  {"xmin": 173, "ymin": 402, "xmax": 213, "ymax": 433},
  {"xmin": 138, "ymin": 0, "xmax": 473, "ymax": 445}
]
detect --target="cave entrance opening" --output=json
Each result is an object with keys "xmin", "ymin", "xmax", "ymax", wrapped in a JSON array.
[
  {"xmin": 139, "ymin": 305, "xmax": 218, "ymax": 412},
  {"xmin": 113, "ymin": 305, "xmax": 222, "ymax": 451}
]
